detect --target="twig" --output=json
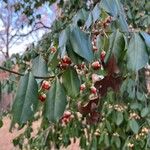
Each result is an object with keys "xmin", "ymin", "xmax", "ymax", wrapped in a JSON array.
[{"xmin": 0, "ymin": 66, "xmax": 55, "ymax": 79}]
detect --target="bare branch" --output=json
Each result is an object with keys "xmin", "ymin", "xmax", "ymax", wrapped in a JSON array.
[
  {"xmin": 34, "ymin": 21, "xmax": 51, "ymax": 29},
  {"xmin": 0, "ymin": 49, "xmax": 6, "ymax": 57},
  {"xmin": 0, "ymin": 65, "xmax": 56, "ymax": 79}
]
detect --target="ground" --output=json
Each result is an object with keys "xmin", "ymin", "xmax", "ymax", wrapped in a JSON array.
[
  {"xmin": 0, "ymin": 117, "xmax": 79, "ymax": 150},
  {"xmin": 0, "ymin": 117, "xmax": 22, "ymax": 150}
]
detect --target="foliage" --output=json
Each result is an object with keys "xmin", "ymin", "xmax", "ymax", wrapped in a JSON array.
[{"xmin": 0, "ymin": 0, "xmax": 150, "ymax": 149}]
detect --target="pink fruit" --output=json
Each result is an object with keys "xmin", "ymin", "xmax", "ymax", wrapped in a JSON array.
[
  {"xmin": 41, "ymin": 80, "xmax": 51, "ymax": 90},
  {"xmin": 100, "ymin": 50, "xmax": 106, "ymax": 62},
  {"xmin": 50, "ymin": 46, "xmax": 57, "ymax": 53},
  {"xmin": 80, "ymin": 84, "xmax": 86, "ymax": 91},
  {"xmin": 62, "ymin": 55, "xmax": 71, "ymax": 65},
  {"xmin": 39, "ymin": 93, "xmax": 46, "ymax": 102},
  {"xmin": 91, "ymin": 61, "xmax": 101, "ymax": 70},
  {"xmin": 64, "ymin": 111, "xmax": 71, "ymax": 118},
  {"xmin": 90, "ymin": 86, "xmax": 97, "ymax": 94}
]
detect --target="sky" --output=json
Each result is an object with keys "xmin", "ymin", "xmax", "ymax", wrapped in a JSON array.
[
  {"xmin": 10, "ymin": 3, "xmax": 56, "ymax": 55},
  {"xmin": 0, "ymin": 1, "xmax": 57, "ymax": 57},
  {"xmin": 9, "ymin": 29, "xmax": 45, "ymax": 55}
]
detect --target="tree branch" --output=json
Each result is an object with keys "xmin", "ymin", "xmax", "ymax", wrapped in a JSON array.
[
  {"xmin": 15, "ymin": 26, "xmax": 47, "ymax": 37},
  {"xmin": 34, "ymin": 21, "xmax": 51, "ymax": 29},
  {"xmin": 0, "ymin": 66, "xmax": 55, "ymax": 79},
  {"xmin": 0, "ymin": 49, "xmax": 6, "ymax": 57}
]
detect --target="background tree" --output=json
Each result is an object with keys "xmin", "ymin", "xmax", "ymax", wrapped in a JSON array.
[
  {"xmin": 0, "ymin": 0, "xmax": 150, "ymax": 149},
  {"xmin": 0, "ymin": 0, "xmax": 57, "ymax": 59}
]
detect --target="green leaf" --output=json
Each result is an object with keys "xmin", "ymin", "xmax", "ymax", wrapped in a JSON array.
[
  {"xmin": 100, "ymin": 0, "xmax": 128, "ymax": 32},
  {"xmin": 59, "ymin": 28, "xmax": 69, "ymax": 48},
  {"xmin": 85, "ymin": 12, "xmax": 93, "ymax": 29},
  {"xmin": 100, "ymin": 0, "xmax": 118, "ymax": 17},
  {"xmin": 62, "ymin": 68, "xmax": 80, "ymax": 98},
  {"xmin": 0, "ymin": 119, "xmax": 3, "ymax": 128},
  {"xmin": 130, "ymin": 102, "xmax": 142, "ymax": 110},
  {"xmin": 85, "ymin": 3, "xmax": 101, "ymax": 28},
  {"xmin": 73, "ymin": 8, "xmax": 89, "ymax": 25},
  {"xmin": 11, "ymin": 73, "xmax": 38, "ymax": 127},
  {"xmin": 116, "ymin": 112, "xmax": 123, "ymax": 126},
  {"xmin": 91, "ymin": 136, "xmax": 97, "ymax": 149},
  {"xmin": 69, "ymin": 26, "xmax": 93, "ymax": 62},
  {"xmin": 104, "ymin": 133, "xmax": 110, "ymax": 147},
  {"xmin": 59, "ymin": 27, "xmax": 70, "ymax": 58},
  {"xmin": 44, "ymin": 78, "xmax": 67, "ymax": 122},
  {"xmin": 127, "ymin": 33, "xmax": 148, "ymax": 72},
  {"xmin": 106, "ymin": 120, "xmax": 112, "ymax": 132},
  {"xmin": 13, "ymin": 139, "xmax": 19, "ymax": 146},
  {"xmin": 98, "ymin": 133, "xmax": 104, "ymax": 144},
  {"xmin": 141, "ymin": 107, "xmax": 149, "ymax": 117},
  {"xmin": 129, "ymin": 119, "xmax": 139, "ymax": 134},
  {"xmin": 67, "ymin": 41, "xmax": 84, "ymax": 64},
  {"xmin": 140, "ymin": 32, "xmax": 150, "ymax": 53},
  {"xmin": 136, "ymin": 91, "xmax": 146, "ymax": 101},
  {"xmin": 32, "ymin": 55, "xmax": 48, "ymax": 77},
  {"xmin": 114, "ymin": 136, "xmax": 121, "ymax": 148},
  {"xmin": 92, "ymin": 3, "xmax": 101, "ymax": 23},
  {"xmin": 80, "ymin": 136, "xmax": 86, "ymax": 149},
  {"xmin": 115, "ymin": 0, "xmax": 129, "ymax": 32},
  {"xmin": 109, "ymin": 30, "xmax": 125, "ymax": 63},
  {"xmin": 48, "ymin": 50, "xmax": 59, "ymax": 68}
]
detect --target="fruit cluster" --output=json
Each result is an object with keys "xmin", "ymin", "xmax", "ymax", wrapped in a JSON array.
[
  {"xmin": 102, "ymin": 16, "xmax": 112, "ymax": 28},
  {"xmin": 50, "ymin": 46, "xmax": 57, "ymax": 53},
  {"xmin": 80, "ymin": 83, "xmax": 97, "ymax": 95},
  {"xmin": 60, "ymin": 111, "xmax": 74, "ymax": 126},
  {"xmin": 59, "ymin": 55, "xmax": 72, "ymax": 69},
  {"xmin": 91, "ymin": 50, "xmax": 106, "ymax": 70},
  {"xmin": 38, "ymin": 80, "xmax": 51, "ymax": 102}
]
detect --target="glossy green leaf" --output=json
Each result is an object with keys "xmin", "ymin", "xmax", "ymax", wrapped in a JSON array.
[
  {"xmin": 136, "ymin": 91, "xmax": 146, "ymax": 101},
  {"xmin": 67, "ymin": 41, "xmax": 84, "ymax": 64},
  {"xmin": 62, "ymin": 68, "xmax": 80, "ymax": 98},
  {"xmin": 59, "ymin": 27, "xmax": 70, "ymax": 58},
  {"xmin": 69, "ymin": 26, "xmax": 93, "ymax": 62},
  {"xmin": 109, "ymin": 30, "xmax": 125, "ymax": 63},
  {"xmin": 73, "ymin": 8, "xmax": 89, "ymax": 25},
  {"xmin": 116, "ymin": 112, "xmax": 123, "ymax": 126},
  {"xmin": 11, "ymin": 72, "xmax": 38, "ymax": 127},
  {"xmin": 98, "ymin": 133, "xmax": 105, "ymax": 144},
  {"xmin": 130, "ymin": 102, "xmax": 142, "ymax": 110},
  {"xmin": 59, "ymin": 28, "xmax": 69, "ymax": 48},
  {"xmin": 115, "ymin": 0, "xmax": 129, "ymax": 32},
  {"xmin": 129, "ymin": 119, "xmax": 139, "ymax": 134},
  {"xmin": 116, "ymin": 137, "xmax": 121, "ymax": 148},
  {"xmin": 140, "ymin": 32, "xmax": 150, "ymax": 53},
  {"xmin": 104, "ymin": 133, "xmax": 110, "ymax": 147},
  {"xmin": 100, "ymin": 0, "xmax": 128, "ymax": 32},
  {"xmin": 85, "ymin": 12, "xmax": 92, "ymax": 29},
  {"xmin": 92, "ymin": 3, "xmax": 101, "ymax": 23},
  {"xmin": 80, "ymin": 136, "xmax": 86, "ymax": 149},
  {"xmin": 141, "ymin": 107, "xmax": 149, "ymax": 117},
  {"xmin": 32, "ymin": 55, "xmax": 48, "ymax": 77},
  {"xmin": 44, "ymin": 78, "xmax": 67, "ymax": 122},
  {"xmin": 100, "ymin": 0, "xmax": 118, "ymax": 17},
  {"xmin": 127, "ymin": 33, "xmax": 148, "ymax": 72},
  {"xmin": 91, "ymin": 136, "xmax": 97, "ymax": 149},
  {"xmin": 96, "ymin": 35, "xmax": 109, "ymax": 51},
  {"xmin": 106, "ymin": 120, "xmax": 112, "ymax": 132},
  {"xmin": 85, "ymin": 3, "xmax": 100, "ymax": 28},
  {"xmin": 48, "ymin": 50, "xmax": 59, "ymax": 68}
]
